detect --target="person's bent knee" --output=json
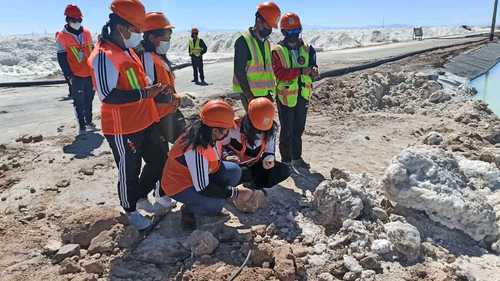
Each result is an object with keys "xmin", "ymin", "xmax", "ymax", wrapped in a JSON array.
[{"xmin": 222, "ymin": 161, "xmax": 242, "ymax": 186}]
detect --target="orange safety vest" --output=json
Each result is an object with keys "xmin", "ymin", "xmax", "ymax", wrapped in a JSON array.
[
  {"xmin": 161, "ymin": 136, "xmax": 222, "ymax": 196},
  {"xmin": 225, "ymin": 119, "xmax": 268, "ymax": 166},
  {"xmin": 56, "ymin": 28, "xmax": 93, "ymax": 78},
  {"xmin": 88, "ymin": 41, "xmax": 160, "ymax": 135},
  {"xmin": 149, "ymin": 52, "xmax": 179, "ymax": 118}
]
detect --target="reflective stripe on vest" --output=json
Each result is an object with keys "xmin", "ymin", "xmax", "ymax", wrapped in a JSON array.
[
  {"xmin": 150, "ymin": 52, "xmax": 177, "ymax": 118},
  {"xmin": 88, "ymin": 41, "xmax": 160, "ymax": 135},
  {"xmin": 56, "ymin": 28, "xmax": 93, "ymax": 77},
  {"xmin": 189, "ymin": 39, "xmax": 202, "ymax": 56},
  {"xmin": 162, "ymin": 136, "xmax": 222, "ymax": 196},
  {"xmin": 273, "ymin": 44, "xmax": 313, "ymax": 107},
  {"xmin": 232, "ymin": 31, "xmax": 275, "ymax": 97},
  {"xmin": 225, "ymin": 119, "xmax": 268, "ymax": 166}
]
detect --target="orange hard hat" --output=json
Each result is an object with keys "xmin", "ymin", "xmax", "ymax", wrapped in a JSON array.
[
  {"xmin": 280, "ymin": 12, "xmax": 301, "ymax": 30},
  {"xmin": 144, "ymin": 12, "xmax": 175, "ymax": 32},
  {"xmin": 191, "ymin": 27, "xmax": 199, "ymax": 33},
  {"xmin": 248, "ymin": 97, "xmax": 275, "ymax": 131},
  {"xmin": 257, "ymin": 2, "xmax": 281, "ymax": 28},
  {"xmin": 64, "ymin": 4, "xmax": 83, "ymax": 19},
  {"xmin": 110, "ymin": 0, "xmax": 146, "ymax": 31},
  {"xmin": 200, "ymin": 100, "xmax": 236, "ymax": 128}
]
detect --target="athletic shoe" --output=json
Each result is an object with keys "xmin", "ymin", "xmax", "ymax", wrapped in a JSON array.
[
  {"xmin": 126, "ymin": 211, "xmax": 152, "ymax": 230},
  {"xmin": 86, "ymin": 123, "xmax": 98, "ymax": 131},
  {"xmin": 78, "ymin": 127, "xmax": 87, "ymax": 135}
]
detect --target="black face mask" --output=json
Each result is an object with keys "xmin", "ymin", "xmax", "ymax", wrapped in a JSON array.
[
  {"xmin": 259, "ymin": 27, "xmax": 272, "ymax": 39},
  {"xmin": 286, "ymin": 33, "xmax": 300, "ymax": 43}
]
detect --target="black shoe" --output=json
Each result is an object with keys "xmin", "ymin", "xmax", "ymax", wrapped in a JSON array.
[
  {"xmin": 292, "ymin": 158, "xmax": 311, "ymax": 169},
  {"xmin": 191, "ymin": 79, "xmax": 199, "ymax": 83},
  {"xmin": 199, "ymin": 81, "xmax": 208, "ymax": 86},
  {"xmin": 181, "ymin": 205, "xmax": 196, "ymax": 230}
]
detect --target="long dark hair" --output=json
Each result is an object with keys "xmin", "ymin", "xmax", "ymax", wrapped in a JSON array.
[
  {"xmin": 183, "ymin": 116, "xmax": 215, "ymax": 151},
  {"xmin": 100, "ymin": 13, "xmax": 131, "ymax": 43},
  {"xmin": 240, "ymin": 115, "xmax": 277, "ymax": 147}
]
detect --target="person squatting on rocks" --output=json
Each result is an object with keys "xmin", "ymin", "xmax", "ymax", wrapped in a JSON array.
[
  {"xmin": 233, "ymin": 2, "xmax": 281, "ymax": 111},
  {"xmin": 188, "ymin": 27, "xmax": 208, "ymax": 85},
  {"xmin": 222, "ymin": 97, "xmax": 291, "ymax": 191},
  {"xmin": 272, "ymin": 12, "xmax": 319, "ymax": 169},
  {"xmin": 88, "ymin": 0, "xmax": 174, "ymax": 230},
  {"xmin": 161, "ymin": 100, "xmax": 257, "ymax": 230},
  {"xmin": 56, "ymin": 4, "xmax": 96, "ymax": 135},
  {"xmin": 135, "ymin": 12, "xmax": 186, "ymax": 154}
]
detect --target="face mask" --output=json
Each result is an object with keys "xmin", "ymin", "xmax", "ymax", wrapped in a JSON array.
[
  {"xmin": 286, "ymin": 33, "xmax": 300, "ymax": 44},
  {"xmin": 69, "ymin": 22, "xmax": 81, "ymax": 30},
  {"xmin": 259, "ymin": 27, "xmax": 272, "ymax": 39},
  {"xmin": 124, "ymin": 31, "xmax": 142, "ymax": 49},
  {"xmin": 156, "ymin": 41, "xmax": 170, "ymax": 54}
]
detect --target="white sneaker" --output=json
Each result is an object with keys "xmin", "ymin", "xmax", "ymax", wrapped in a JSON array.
[
  {"xmin": 126, "ymin": 211, "xmax": 152, "ymax": 230},
  {"xmin": 153, "ymin": 184, "xmax": 176, "ymax": 215}
]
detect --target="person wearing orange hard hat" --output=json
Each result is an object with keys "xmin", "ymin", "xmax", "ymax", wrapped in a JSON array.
[
  {"xmin": 56, "ymin": 4, "xmax": 96, "ymax": 135},
  {"xmin": 161, "ymin": 100, "xmax": 254, "ymax": 229},
  {"xmin": 222, "ymin": 97, "xmax": 290, "ymax": 192},
  {"xmin": 188, "ymin": 27, "xmax": 208, "ymax": 85},
  {"xmin": 233, "ymin": 2, "xmax": 281, "ymax": 111},
  {"xmin": 132, "ymin": 11, "xmax": 187, "ymax": 215},
  {"xmin": 88, "ymin": 0, "xmax": 169, "ymax": 231},
  {"xmin": 272, "ymin": 12, "xmax": 319, "ymax": 170}
]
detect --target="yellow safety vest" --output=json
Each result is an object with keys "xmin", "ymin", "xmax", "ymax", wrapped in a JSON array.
[
  {"xmin": 273, "ymin": 44, "xmax": 313, "ymax": 107},
  {"xmin": 189, "ymin": 38, "xmax": 202, "ymax": 57},
  {"xmin": 232, "ymin": 31, "xmax": 275, "ymax": 97}
]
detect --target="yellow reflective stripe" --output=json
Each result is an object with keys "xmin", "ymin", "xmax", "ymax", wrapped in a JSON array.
[
  {"xmin": 126, "ymin": 68, "xmax": 140, "ymax": 90},
  {"xmin": 70, "ymin": 47, "xmax": 82, "ymax": 63}
]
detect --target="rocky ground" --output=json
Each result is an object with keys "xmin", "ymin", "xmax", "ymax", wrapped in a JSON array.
[{"xmin": 1, "ymin": 43, "xmax": 500, "ymax": 281}]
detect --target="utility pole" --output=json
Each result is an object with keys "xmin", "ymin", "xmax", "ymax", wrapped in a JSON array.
[{"xmin": 491, "ymin": 0, "xmax": 498, "ymax": 41}]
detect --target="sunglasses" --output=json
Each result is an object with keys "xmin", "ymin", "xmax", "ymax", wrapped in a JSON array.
[{"xmin": 284, "ymin": 28, "xmax": 302, "ymax": 35}]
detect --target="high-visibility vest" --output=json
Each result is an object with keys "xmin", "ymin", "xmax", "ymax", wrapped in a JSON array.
[
  {"xmin": 273, "ymin": 44, "xmax": 313, "ymax": 107},
  {"xmin": 161, "ymin": 136, "xmax": 222, "ymax": 196},
  {"xmin": 148, "ymin": 52, "xmax": 178, "ymax": 118},
  {"xmin": 232, "ymin": 31, "xmax": 275, "ymax": 97},
  {"xmin": 225, "ymin": 119, "xmax": 268, "ymax": 166},
  {"xmin": 56, "ymin": 28, "xmax": 94, "ymax": 77},
  {"xmin": 88, "ymin": 41, "xmax": 160, "ymax": 135},
  {"xmin": 189, "ymin": 38, "xmax": 203, "ymax": 57}
]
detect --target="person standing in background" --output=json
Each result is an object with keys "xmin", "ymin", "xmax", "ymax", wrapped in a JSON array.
[
  {"xmin": 188, "ymin": 27, "xmax": 208, "ymax": 85},
  {"xmin": 56, "ymin": 4, "xmax": 96, "ymax": 135},
  {"xmin": 233, "ymin": 2, "xmax": 281, "ymax": 111},
  {"xmin": 271, "ymin": 12, "xmax": 319, "ymax": 170}
]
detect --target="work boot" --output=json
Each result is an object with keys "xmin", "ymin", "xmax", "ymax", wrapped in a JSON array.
[
  {"xmin": 126, "ymin": 211, "xmax": 152, "ymax": 231},
  {"xmin": 292, "ymin": 158, "xmax": 311, "ymax": 169},
  {"xmin": 181, "ymin": 205, "xmax": 196, "ymax": 230}
]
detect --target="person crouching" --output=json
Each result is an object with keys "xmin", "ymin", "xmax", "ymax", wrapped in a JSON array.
[
  {"xmin": 160, "ymin": 99, "xmax": 254, "ymax": 229},
  {"xmin": 223, "ymin": 97, "xmax": 291, "ymax": 192}
]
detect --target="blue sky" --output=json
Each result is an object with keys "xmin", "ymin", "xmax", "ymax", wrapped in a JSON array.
[{"xmin": 0, "ymin": 0, "xmax": 498, "ymax": 34}]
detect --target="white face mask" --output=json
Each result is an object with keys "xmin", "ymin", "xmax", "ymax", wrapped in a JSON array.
[
  {"xmin": 156, "ymin": 41, "xmax": 170, "ymax": 54},
  {"xmin": 69, "ymin": 22, "xmax": 81, "ymax": 30},
  {"xmin": 124, "ymin": 31, "xmax": 142, "ymax": 49}
]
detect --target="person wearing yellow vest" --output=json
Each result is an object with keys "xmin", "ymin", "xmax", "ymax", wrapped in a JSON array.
[
  {"xmin": 271, "ymin": 13, "xmax": 319, "ymax": 169},
  {"xmin": 88, "ymin": 0, "xmax": 170, "ymax": 231},
  {"xmin": 188, "ymin": 27, "xmax": 208, "ymax": 85},
  {"xmin": 222, "ymin": 98, "xmax": 290, "ymax": 191},
  {"xmin": 56, "ymin": 4, "xmax": 95, "ymax": 135},
  {"xmin": 233, "ymin": 2, "xmax": 281, "ymax": 111}
]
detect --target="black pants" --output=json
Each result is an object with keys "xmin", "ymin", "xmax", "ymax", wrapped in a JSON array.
[
  {"xmin": 71, "ymin": 76, "xmax": 95, "ymax": 129},
  {"xmin": 157, "ymin": 109, "xmax": 186, "ymax": 153},
  {"xmin": 105, "ymin": 124, "xmax": 166, "ymax": 212},
  {"xmin": 240, "ymin": 160, "xmax": 290, "ymax": 189},
  {"xmin": 191, "ymin": 56, "xmax": 204, "ymax": 82},
  {"xmin": 277, "ymin": 96, "xmax": 308, "ymax": 162}
]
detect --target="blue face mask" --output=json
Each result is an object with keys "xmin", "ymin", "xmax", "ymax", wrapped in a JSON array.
[
  {"xmin": 124, "ymin": 31, "xmax": 142, "ymax": 49},
  {"xmin": 156, "ymin": 41, "xmax": 170, "ymax": 54}
]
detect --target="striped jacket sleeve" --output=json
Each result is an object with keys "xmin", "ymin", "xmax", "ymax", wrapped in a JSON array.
[
  {"xmin": 91, "ymin": 50, "xmax": 119, "ymax": 101},
  {"xmin": 184, "ymin": 149, "xmax": 210, "ymax": 192}
]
